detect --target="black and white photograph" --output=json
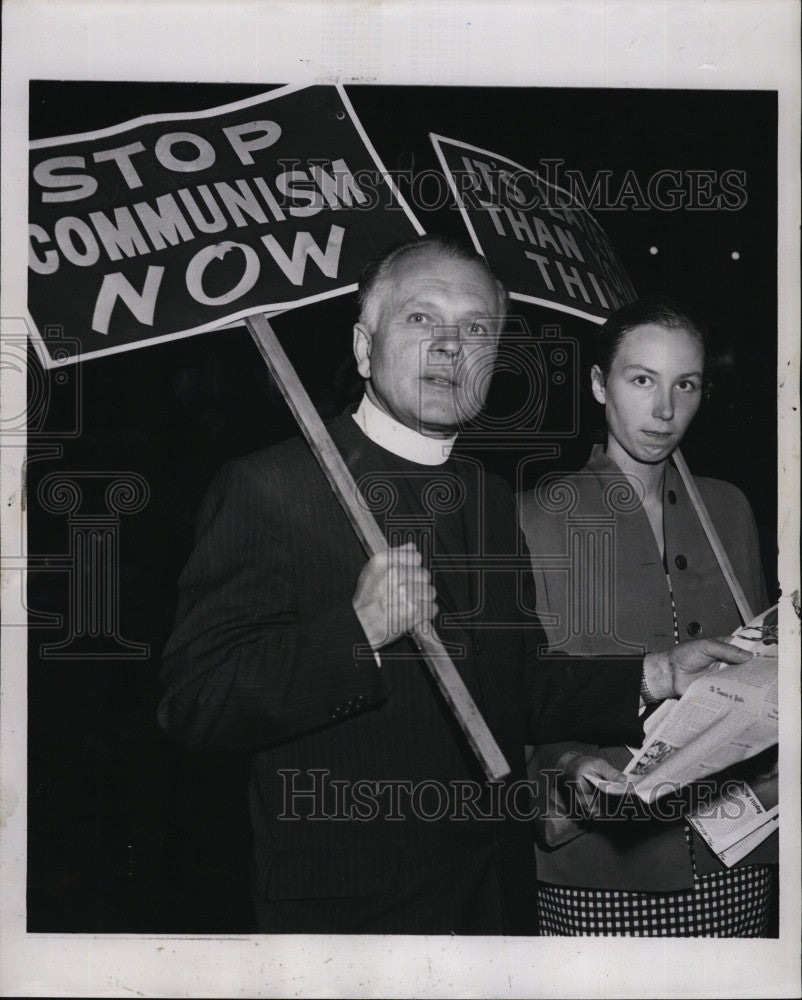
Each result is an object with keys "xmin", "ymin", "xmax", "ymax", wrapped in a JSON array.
[{"xmin": 1, "ymin": 2, "xmax": 799, "ymax": 997}]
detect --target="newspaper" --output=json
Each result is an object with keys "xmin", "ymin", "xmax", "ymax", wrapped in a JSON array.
[
  {"xmin": 688, "ymin": 776, "xmax": 778, "ymax": 867},
  {"xmin": 716, "ymin": 809, "xmax": 779, "ymax": 867},
  {"xmin": 621, "ymin": 605, "xmax": 779, "ymax": 806}
]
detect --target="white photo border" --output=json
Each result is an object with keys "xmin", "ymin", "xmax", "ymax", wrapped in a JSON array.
[{"xmin": 1, "ymin": 1, "xmax": 799, "ymax": 997}]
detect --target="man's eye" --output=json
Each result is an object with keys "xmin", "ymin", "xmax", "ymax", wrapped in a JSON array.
[
  {"xmin": 468, "ymin": 321, "xmax": 489, "ymax": 337},
  {"xmin": 408, "ymin": 312, "xmax": 429, "ymax": 324}
]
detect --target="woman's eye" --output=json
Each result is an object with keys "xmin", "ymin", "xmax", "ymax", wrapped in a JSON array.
[
  {"xmin": 676, "ymin": 380, "xmax": 699, "ymax": 392},
  {"xmin": 632, "ymin": 375, "xmax": 652, "ymax": 387}
]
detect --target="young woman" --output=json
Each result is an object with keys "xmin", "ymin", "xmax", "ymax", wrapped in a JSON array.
[{"xmin": 519, "ymin": 297, "xmax": 776, "ymax": 936}]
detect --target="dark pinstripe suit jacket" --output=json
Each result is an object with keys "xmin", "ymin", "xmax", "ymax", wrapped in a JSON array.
[{"xmin": 159, "ymin": 412, "xmax": 644, "ymax": 934}]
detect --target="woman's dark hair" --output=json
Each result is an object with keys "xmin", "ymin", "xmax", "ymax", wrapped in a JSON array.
[{"xmin": 593, "ymin": 295, "xmax": 709, "ymax": 382}]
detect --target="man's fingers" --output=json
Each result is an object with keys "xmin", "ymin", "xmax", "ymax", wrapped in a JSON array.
[
  {"xmin": 700, "ymin": 638, "xmax": 753, "ymax": 665},
  {"xmin": 395, "ymin": 568, "xmax": 437, "ymax": 630},
  {"xmin": 675, "ymin": 637, "xmax": 754, "ymax": 677},
  {"xmin": 389, "ymin": 543, "xmax": 423, "ymax": 566},
  {"xmin": 415, "ymin": 601, "xmax": 439, "ymax": 629},
  {"xmin": 354, "ymin": 545, "xmax": 439, "ymax": 648}
]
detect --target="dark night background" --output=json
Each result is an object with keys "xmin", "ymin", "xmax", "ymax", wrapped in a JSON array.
[{"xmin": 26, "ymin": 82, "xmax": 778, "ymax": 932}]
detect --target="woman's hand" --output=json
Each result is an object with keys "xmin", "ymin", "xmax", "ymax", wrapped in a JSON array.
[{"xmin": 556, "ymin": 750, "xmax": 630, "ymax": 819}]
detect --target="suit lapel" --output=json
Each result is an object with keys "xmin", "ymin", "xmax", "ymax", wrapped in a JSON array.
[
  {"xmin": 456, "ymin": 456, "xmax": 483, "ymax": 619},
  {"xmin": 327, "ymin": 410, "xmax": 395, "ymax": 539}
]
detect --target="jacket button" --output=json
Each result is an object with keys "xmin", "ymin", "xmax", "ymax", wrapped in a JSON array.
[
  {"xmin": 330, "ymin": 707, "xmax": 342, "ymax": 720},
  {"xmin": 667, "ymin": 490, "xmax": 677, "ymax": 505},
  {"xmin": 674, "ymin": 554, "xmax": 688, "ymax": 570},
  {"xmin": 687, "ymin": 621, "xmax": 701, "ymax": 637}
]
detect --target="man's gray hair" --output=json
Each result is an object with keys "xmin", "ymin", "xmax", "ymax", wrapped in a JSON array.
[{"xmin": 357, "ymin": 234, "xmax": 508, "ymax": 331}]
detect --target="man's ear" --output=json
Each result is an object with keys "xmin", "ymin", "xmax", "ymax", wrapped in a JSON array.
[
  {"xmin": 590, "ymin": 364, "xmax": 606, "ymax": 405},
  {"xmin": 353, "ymin": 323, "xmax": 372, "ymax": 379}
]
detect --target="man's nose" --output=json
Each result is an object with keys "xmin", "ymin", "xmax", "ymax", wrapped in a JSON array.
[
  {"xmin": 653, "ymin": 388, "xmax": 674, "ymax": 421},
  {"xmin": 428, "ymin": 325, "xmax": 463, "ymax": 358}
]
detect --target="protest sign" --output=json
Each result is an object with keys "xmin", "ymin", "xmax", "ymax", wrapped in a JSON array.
[
  {"xmin": 26, "ymin": 81, "xmax": 507, "ymax": 780},
  {"xmin": 430, "ymin": 134, "xmax": 636, "ymax": 323},
  {"xmin": 28, "ymin": 84, "xmax": 423, "ymax": 366}
]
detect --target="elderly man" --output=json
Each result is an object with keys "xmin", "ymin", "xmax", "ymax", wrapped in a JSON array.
[{"xmin": 159, "ymin": 235, "xmax": 748, "ymax": 935}]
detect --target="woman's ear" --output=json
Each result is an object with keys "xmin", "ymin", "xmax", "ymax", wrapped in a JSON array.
[
  {"xmin": 353, "ymin": 323, "xmax": 372, "ymax": 379},
  {"xmin": 590, "ymin": 364, "xmax": 606, "ymax": 405}
]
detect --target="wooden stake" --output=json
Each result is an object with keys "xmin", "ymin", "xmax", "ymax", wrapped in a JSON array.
[
  {"xmin": 673, "ymin": 448, "xmax": 754, "ymax": 624},
  {"xmin": 246, "ymin": 312, "xmax": 511, "ymax": 781}
]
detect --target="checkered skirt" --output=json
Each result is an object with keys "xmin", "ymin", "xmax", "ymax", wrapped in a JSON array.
[
  {"xmin": 537, "ymin": 858, "xmax": 773, "ymax": 936},
  {"xmin": 537, "ymin": 579, "xmax": 774, "ymax": 937}
]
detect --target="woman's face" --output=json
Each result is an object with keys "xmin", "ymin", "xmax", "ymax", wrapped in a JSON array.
[{"xmin": 591, "ymin": 322, "xmax": 704, "ymax": 468}]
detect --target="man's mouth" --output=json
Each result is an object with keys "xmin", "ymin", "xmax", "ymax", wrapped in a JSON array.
[
  {"xmin": 423, "ymin": 375, "xmax": 457, "ymax": 388},
  {"xmin": 641, "ymin": 430, "xmax": 673, "ymax": 439}
]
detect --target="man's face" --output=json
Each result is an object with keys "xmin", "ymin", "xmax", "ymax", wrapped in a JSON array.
[{"xmin": 353, "ymin": 248, "xmax": 503, "ymax": 438}]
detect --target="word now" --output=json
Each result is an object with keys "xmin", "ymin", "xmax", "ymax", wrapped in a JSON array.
[{"xmin": 90, "ymin": 224, "xmax": 345, "ymax": 336}]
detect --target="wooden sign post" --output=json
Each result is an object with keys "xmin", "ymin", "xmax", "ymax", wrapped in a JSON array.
[
  {"xmin": 246, "ymin": 312, "xmax": 511, "ymax": 781},
  {"xmin": 673, "ymin": 448, "xmax": 754, "ymax": 624}
]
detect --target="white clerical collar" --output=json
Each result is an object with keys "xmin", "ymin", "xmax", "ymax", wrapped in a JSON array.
[{"xmin": 352, "ymin": 394, "xmax": 456, "ymax": 466}]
